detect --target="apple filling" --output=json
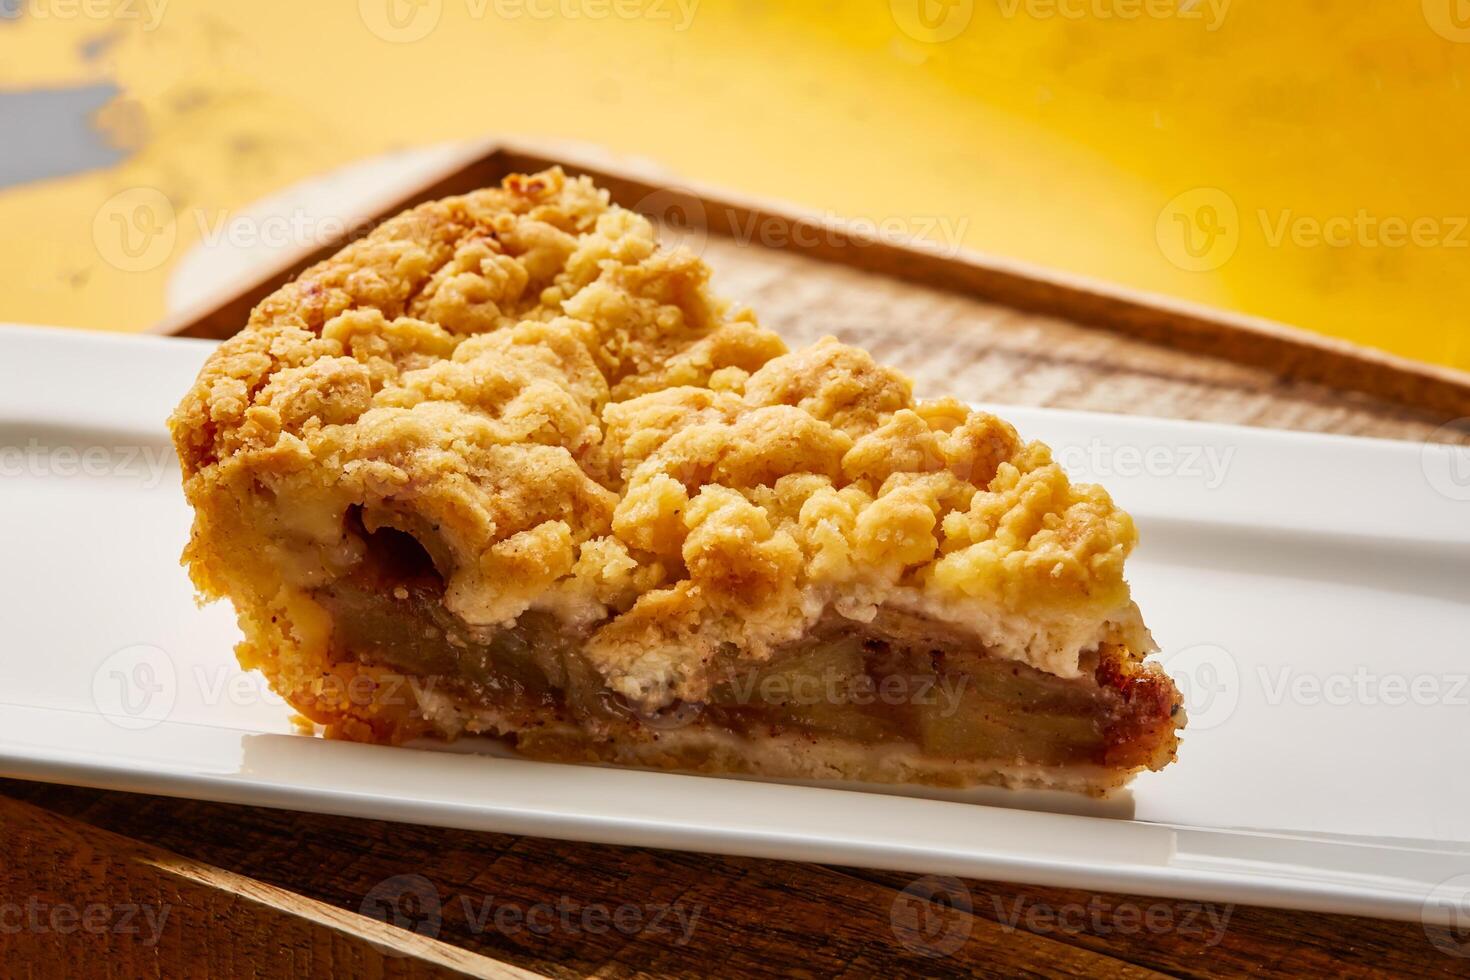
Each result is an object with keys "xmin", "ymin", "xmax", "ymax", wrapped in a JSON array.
[{"xmin": 307, "ymin": 511, "xmax": 1181, "ymax": 781}]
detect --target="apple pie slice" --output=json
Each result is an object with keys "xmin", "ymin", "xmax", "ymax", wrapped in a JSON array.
[{"xmin": 170, "ymin": 168, "xmax": 1183, "ymax": 795}]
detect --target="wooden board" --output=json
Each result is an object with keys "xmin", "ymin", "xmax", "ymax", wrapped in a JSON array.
[
  {"xmin": 6, "ymin": 779, "xmax": 1464, "ymax": 978},
  {"xmin": 0, "ymin": 791, "xmax": 542, "ymax": 978},
  {"xmin": 10, "ymin": 141, "xmax": 1466, "ymax": 976}
]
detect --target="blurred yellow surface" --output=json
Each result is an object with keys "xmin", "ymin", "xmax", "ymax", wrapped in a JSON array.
[{"xmin": 1, "ymin": 0, "xmax": 1466, "ymax": 369}]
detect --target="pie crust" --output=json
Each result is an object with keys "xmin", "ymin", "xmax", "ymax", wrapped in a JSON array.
[{"xmin": 169, "ymin": 167, "xmax": 1184, "ymax": 795}]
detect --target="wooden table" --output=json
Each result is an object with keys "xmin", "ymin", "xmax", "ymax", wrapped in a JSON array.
[
  {"xmin": 5, "ymin": 146, "xmax": 1468, "ymax": 977},
  {"xmin": 4, "ymin": 779, "xmax": 1464, "ymax": 978}
]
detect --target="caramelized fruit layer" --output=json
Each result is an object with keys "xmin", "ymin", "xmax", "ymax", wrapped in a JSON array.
[{"xmin": 309, "ymin": 515, "xmax": 1181, "ymax": 775}]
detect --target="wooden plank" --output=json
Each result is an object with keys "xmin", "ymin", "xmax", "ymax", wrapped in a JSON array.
[
  {"xmin": 0, "ymin": 781, "xmax": 1162, "ymax": 979},
  {"xmin": 841, "ymin": 867, "xmax": 1463, "ymax": 980},
  {"xmin": 151, "ymin": 138, "xmax": 1470, "ymax": 421},
  {"xmin": 0, "ymin": 792, "xmax": 545, "ymax": 979},
  {"xmin": 694, "ymin": 233, "xmax": 1454, "ymax": 442},
  {"xmin": 5, "ymin": 780, "xmax": 1458, "ymax": 979}
]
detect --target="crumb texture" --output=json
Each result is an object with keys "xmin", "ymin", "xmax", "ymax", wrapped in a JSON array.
[{"xmin": 172, "ymin": 168, "xmax": 1150, "ymax": 710}]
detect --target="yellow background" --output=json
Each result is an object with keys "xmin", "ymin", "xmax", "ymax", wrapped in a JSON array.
[{"xmin": 3, "ymin": 0, "xmax": 1468, "ymax": 369}]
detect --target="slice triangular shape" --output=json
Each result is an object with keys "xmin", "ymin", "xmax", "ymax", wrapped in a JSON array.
[{"xmin": 171, "ymin": 168, "xmax": 1184, "ymax": 795}]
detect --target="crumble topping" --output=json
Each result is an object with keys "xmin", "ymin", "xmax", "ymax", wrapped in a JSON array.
[{"xmin": 172, "ymin": 167, "xmax": 1152, "ymax": 710}]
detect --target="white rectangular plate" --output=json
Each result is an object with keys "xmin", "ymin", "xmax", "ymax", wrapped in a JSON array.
[{"xmin": 3, "ymin": 323, "xmax": 1468, "ymax": 925}]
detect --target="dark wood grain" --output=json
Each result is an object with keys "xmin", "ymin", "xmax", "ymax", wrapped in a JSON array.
[
  {"xmin": 3, "ymin": 779, "xmax": 1459, "ymax": 978},
  {"xmin": 0, "ymin": 791, "xmax": 542, "ymax": 979}
]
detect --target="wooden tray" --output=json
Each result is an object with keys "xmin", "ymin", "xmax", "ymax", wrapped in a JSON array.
[{"xmin": 153, "ymin": 138, "xmax": 1470, "ymax": 432}]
